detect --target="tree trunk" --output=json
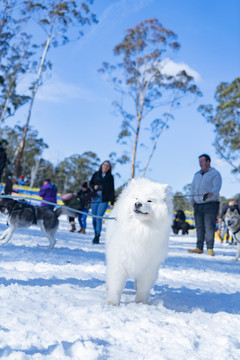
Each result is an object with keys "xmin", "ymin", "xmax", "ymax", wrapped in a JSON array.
[
  {"xmin": 131, "ymin": 114, "xmax": 141, "ymax": 178},
  {"xmin": 142, "ymin": 94, "xmax": 178, "ymax": 176},
  {"xmin": 30, "ymin": 157, "xmax": 40, "ymax": 188},
  {"xmin": 14, "ymin": 36, "xmax": 51, "ymax": 176},
  {"xmin": 0, "ymin": 95, "xmax": 10, "ymax": 126},
  {"xmin": 131, "ymin": 88, "xmax": 146, "ymax": 178}
]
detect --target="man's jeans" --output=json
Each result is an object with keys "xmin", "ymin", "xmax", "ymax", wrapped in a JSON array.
[{"xmin": 194, "ymin": 202, "xmax": 219, "ymax": 250}]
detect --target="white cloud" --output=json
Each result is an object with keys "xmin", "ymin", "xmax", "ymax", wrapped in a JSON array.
[
  {"xmin": 36, "ymin": 74, "xmax": 106, "ymax": 104},
  {"xmin": 161, "ymin": 58, "xmax": 201, "ymax": 82}
]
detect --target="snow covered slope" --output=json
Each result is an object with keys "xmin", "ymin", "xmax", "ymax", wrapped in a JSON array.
[{"xmin": 0, "ymin": 214, "xmax": 239, "ymax": 359}]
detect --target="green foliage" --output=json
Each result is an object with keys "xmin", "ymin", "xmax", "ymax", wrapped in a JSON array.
[
  {"xmin": 55, "ymin": 151, "xmax": 100, "ymax": 193},
  {"xmin": 172, "ymin": 183, "xmax": 192, "ymax": 211},
  {"xmin": 0, "ymin": 34, "xmax": 34, "ymax": 124},
  {"xmin": 22, "ymin": 0, "xmax": 97, "ymax": 45},
  {"xmin": 0, "ymin": 2, "xmax": 33, "ymax": 125},
  {"xmin": 0, "ymin": 125, "xmax": 48, "ymax": 180},
  {"xmin": 32, "ymin": 159, "xmax": 55, "ymax": 188},
  {"xmin": 198, "ymin": 77, "xmax": 240, "ymax": 173},
  {"xmin": 173, "ymin": 191, "xmax": 192, "ymax": 212}
]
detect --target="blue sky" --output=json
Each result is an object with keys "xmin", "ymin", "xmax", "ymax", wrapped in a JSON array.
[{"xmin": 10, "ymin": 0, "xmax": 240, "ymax": 198}]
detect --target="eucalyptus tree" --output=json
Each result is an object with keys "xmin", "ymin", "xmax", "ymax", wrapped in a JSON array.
[
  {"xmin": 0, "ymin": 0, "xmax": 19, "ymax": 59},
  {"xmin": 14, "ymin": 0, "xmax": 97, "ymax": 176},
  {"xmin": 173, "ymin": 191, "xmax": 192, "ymax": 212},
  {"xmin": 99, "ymin": 18, "xmax": 202, "ymax": 178},
  {"xmin": 55, "ymin": 151, "xmax": 100, "ymax": 193},
  {"xmin": 1, "ymin": 125, "xmax": 48, "ymax": 182},
  {"xmin": 0, "ymin": 1, "xmax": 33, "ymax": 127},
  {"xmin": 31, "ymin": 158, "xmax": 55, "ymax": 188},
  {"xmin": 198, "ymin": 77, "xmax": 240, "ymax": 173},
  {"xmin": 0, "ymin": 33, "xmax": 33, "ymax": 125}
]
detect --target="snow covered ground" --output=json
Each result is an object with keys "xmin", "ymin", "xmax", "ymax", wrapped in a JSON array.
[{"xmin": 0, "ymin": 212, "xmax": 240, "ymax": 360}]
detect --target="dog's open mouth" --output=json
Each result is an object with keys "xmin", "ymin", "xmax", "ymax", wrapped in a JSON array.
[{"xmin": 134, "ymin": 209, "xmax": 148, "ymax": 215}]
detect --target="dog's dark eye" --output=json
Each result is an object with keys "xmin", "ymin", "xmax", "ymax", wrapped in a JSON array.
[{"xmin": 147, "ymin": 200, "xmax": 152, "ymax": 203}]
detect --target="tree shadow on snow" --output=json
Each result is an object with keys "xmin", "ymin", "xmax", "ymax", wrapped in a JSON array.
[
  {"xmin": 0, "ymin": 243, "xmax": 105, "ymax": 264},
  {"xmin": 152, "ymin": 284, "xmax": 240, "ymax": 314},
  {"xmin": 165, "ymin": 255, "xmax": 240, "ymax": 275},
  {"xmin": 0, "ymin": 276, "xmax": 104, "ymax": 289}
]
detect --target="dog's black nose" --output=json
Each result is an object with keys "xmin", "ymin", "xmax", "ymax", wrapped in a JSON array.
[{"xmin": 135, "ymin": 202, "xmax": 142, "ymax": 209}]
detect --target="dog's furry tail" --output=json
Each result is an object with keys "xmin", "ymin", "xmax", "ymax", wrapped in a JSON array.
[{"xmin": 54, "ymin": 207, "xmax": 76, "ymax": 218}]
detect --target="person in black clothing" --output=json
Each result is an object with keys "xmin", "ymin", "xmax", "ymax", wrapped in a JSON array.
[
  {"xmin": 0, "ymin": 143, "xmax": 7, "ymax": 183},
  {"xmin": 76, "ymin": 181, "xmax": 93, "ymax": 234},
  {"xmin": 90, "ymin": 160, "xmax": 115, "ymax": 244},
  {"xmin": 4, "ymin": 175, "xmax": 18, "ymax": 195}
]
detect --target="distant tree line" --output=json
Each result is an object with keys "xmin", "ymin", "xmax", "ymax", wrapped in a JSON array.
[
  {"xmin": 0, "ymin": 124, "xmax": 101, "ymax": 193},
  {"xmin": 0, "ymin": 2, "xmax": 239, "ymax": 195}
]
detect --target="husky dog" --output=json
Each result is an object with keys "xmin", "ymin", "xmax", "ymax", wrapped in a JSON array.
[
  {"xmin": 225, "ymin": 208, "xmax": 240, "ymax": 261},
  {"xmin": 106, "ymin": 178, "xmax": 173, "ymax": 306},
  {"xmin": 0, "ymin": 198, "xmax": 64, "ymax": 249}
]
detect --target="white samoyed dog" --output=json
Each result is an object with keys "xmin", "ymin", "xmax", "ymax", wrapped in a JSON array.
[{"xmin": 106, "ymin": 178, "xmax": 173, "ymax": 306}]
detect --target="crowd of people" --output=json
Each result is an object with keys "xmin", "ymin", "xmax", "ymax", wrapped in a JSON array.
[
  {"xmin": 0, "ymin": 143, "xmax": 115, "ymax": 245},
  {"xmin": 0, "ymin": 142, "xmax": 239, "ymax": 252},
  {"xmin": 38, "ymin": 160, "xmax": 115, "ymax": 245}
]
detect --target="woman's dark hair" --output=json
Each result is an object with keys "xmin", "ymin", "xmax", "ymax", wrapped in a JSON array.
[
  {"xmin": 100, "ymin": 160, "xmax": 112, "ymax": 173},
  {"xmin": 199, "ymin": 154, "xmax": 211, "ymax": 162}
]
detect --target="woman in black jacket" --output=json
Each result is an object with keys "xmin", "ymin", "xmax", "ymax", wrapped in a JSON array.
[{"xmin": 90, "ymin": 160, "xmax": 115, "ymax": 244}]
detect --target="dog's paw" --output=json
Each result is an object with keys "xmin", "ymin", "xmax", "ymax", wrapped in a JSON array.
[{"xmin": 107, "ymin": 300, "xmax": 119, "ymax": 306}]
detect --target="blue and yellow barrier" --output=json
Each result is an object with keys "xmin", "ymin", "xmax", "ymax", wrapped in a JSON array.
[{"xmin": 0, "ymin": 183, "xmax": 64, "ymax": 205}]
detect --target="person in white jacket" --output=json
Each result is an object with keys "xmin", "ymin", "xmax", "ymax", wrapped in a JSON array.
[{"xmin": 188, "ymin": 154, "xmax": 222, "ymax": 256}]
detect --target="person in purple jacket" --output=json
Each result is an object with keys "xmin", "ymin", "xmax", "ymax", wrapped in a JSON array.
[{"xmin": 39, "ymin": 178, "xmax": 57, "ymax": 210}]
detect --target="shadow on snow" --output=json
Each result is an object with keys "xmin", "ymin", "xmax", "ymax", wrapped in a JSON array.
[
  {"xmin": 152, "ymin": 284, "xmax": 240, "ymax": 314},
  {"xmin": 0, "ymin": 276, "xmax": 104, "ymax": 289}
]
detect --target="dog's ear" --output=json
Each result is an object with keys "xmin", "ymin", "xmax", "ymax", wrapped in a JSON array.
[
  {"xmin": 162, "ymin": 184, "xmax": 168, "ymax": 192},
  {"xmin": 162, "ymin": 184, "xmax": 171, "ymax": 197},
  {"xmin": 234, "ymin": 209, "xmax": 239, "ymax": 215}
]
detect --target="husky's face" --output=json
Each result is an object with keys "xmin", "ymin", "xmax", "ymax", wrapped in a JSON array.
[{"xmin": 225, "ymin": 209, "xmax": 240, "ymax": 228}]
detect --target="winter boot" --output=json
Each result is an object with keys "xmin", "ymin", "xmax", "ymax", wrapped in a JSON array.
[
  {"xmin": 70, "ymin": 223, "xmax": 76, "ymax": 232},
  {"xmin": 81, "ymin": 228, "xmax": 86, "ymax": 234},
  {"xmin": 78, "ymin": 228, "xmax": 83, "ymax": 233},
  {"xmin": 207, "ymin": 249, "xmax": 215, "ymax": 256},
  {"xmin": 92, "ymin": 234, "xmax": 100, "ymax": 244},
  {"xmin": 188, "ymin": 248, "xmax": 203, "ymax": 254}
]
